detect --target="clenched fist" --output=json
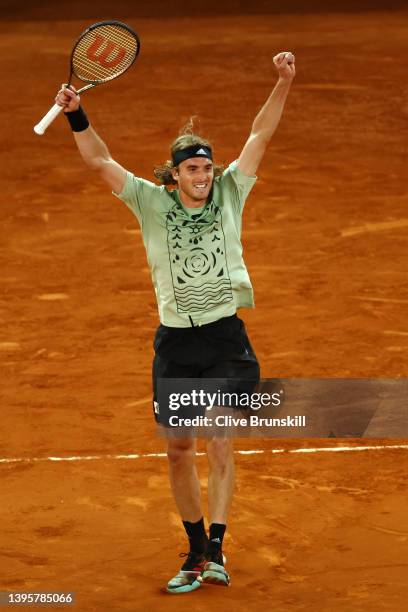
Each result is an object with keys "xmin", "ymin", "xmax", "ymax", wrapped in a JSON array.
[
  {"xmin": 273, "ymin": 52, "xmax": 296, "ymax": 81},
  {"xmin": 55, "ymin": 85, "xmax": 81, "ymax": 113}
]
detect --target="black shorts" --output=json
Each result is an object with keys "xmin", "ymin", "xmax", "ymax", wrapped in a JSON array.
[{"xmin": 152, "ymin": 314, "xmax": 260, "ymax": 424}]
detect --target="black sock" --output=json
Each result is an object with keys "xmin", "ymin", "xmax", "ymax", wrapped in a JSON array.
[
  {"xmin": 182, "ymin": 517, "xmax": 208, "ymax": 554},
  {"xmin": 208, "ymin": 523, "xmax": 226, "ymax": 555}
]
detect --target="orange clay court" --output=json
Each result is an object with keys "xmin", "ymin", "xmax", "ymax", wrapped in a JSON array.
[{"xmin": 0, "ymin": 1, "xmax": 407, "ymax": 610}]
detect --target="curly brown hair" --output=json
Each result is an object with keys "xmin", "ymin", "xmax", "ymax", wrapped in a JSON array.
[{"xmin": 153, "ymin": 117, "xmax": 224, "ymax": 186}]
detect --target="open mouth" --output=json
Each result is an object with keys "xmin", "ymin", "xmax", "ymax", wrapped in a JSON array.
[{"xmin": 194, "ymin": 183, "xmax": 207, "ymax": 190}]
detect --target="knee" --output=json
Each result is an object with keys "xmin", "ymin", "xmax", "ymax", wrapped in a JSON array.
[
  {"xmin": 207, "ymin": 438, "xmax": 234, "ymax": 472},
  {"xmin": 167, "ymin": 439, "xmax": 196, "ymax": 466}
]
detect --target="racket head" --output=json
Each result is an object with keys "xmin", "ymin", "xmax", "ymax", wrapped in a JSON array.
[{"xmin": 70, "ymin": 20, "xmax": 140, "ymax": 85}]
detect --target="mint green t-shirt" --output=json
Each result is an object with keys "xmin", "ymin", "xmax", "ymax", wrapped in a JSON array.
[{"xmin": 113, "ymin": 160, "xmax": 257, "ymax": 328}]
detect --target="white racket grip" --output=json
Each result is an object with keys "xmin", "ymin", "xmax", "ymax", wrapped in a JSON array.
[{"xmin": 34, "ymin": 103, "xmax": 64, "ymax": 135}]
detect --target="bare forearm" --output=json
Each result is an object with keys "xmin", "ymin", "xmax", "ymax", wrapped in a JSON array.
[
  {"xmin": 73, "ymin": 125, "xmax": 112, "ymax": 170},
  {"xmin": 251, "ymin": 78, "xmax": 292, "ymax": 142},
  {"xmin": 56, "ymin": 86, "xmax": 127, "ymax": 192},
  {"xmin": 237, "ymin": 52, "xmax": 295, "ymax": 176}
]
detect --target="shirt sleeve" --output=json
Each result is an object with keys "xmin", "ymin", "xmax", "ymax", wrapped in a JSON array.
[
  {"xmin": 112, "ymin": 171, "xmax": 159, "ymax": 227},
  {"xmin": 218, "ymin": 160, "xmax": 257, "ymax": 214}
]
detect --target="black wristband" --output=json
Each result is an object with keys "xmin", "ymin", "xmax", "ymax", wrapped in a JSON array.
[{"xmin": 65, "ymin": 106, "xmax": 89, "ymax": 132}]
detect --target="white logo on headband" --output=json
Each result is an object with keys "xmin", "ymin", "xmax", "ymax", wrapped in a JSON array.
[{"xmin": 196, "ymin": 148, "xmax": 207, "ymax": 155}]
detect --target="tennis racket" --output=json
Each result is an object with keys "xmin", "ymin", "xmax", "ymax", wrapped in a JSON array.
[{"xmin": 34, "ymin": 20, "xmax": 140, "ymax": 135}]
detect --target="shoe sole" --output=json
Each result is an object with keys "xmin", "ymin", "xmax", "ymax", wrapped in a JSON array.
[
  {"xmin": 201, "ymin": 570, "xmax": 230, "ymax": 586},
  {"xmin": 202, "ymin": 557, "xmax": 230, "ymax": 587},
  {"xmin": 166, "ymin": 578, "xmax": 202, "ymax": 594}
]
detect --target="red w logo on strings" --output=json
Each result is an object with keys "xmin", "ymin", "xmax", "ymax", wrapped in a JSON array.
[{"xmin": 86, "ymin": 35, "xmax": 126, "ymax": 68}]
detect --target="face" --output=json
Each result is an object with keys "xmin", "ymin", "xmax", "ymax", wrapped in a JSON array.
[{"xmin": 172, "ymin": 157, "xmax": 214, "ymax": 206}]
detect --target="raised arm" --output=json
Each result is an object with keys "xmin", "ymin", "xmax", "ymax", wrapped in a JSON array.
[
  {"xmin": 55, "ymin": 86, "xmax": 127, "ymax": 194},
  {"xmin": 237, "ymin": 52, "xmax": 296, "ymax": 177}
]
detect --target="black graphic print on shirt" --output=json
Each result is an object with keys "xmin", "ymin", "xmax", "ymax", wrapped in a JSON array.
[{"xmin": 166, "ymin": 200, "xmax": 233, "ymax": 313}]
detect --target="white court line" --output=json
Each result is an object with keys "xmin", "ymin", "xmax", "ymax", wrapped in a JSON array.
[{"xmin": 0, "ymin": 445, "xmax": 407, "ymax": 465}]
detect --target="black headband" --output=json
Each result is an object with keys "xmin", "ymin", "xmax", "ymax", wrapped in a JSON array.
[{"xmin": 172, "ymin": 145, "xmax": 213, "ymax": 166}]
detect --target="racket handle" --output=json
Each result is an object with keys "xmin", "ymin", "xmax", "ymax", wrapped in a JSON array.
[{"xmin": 34, "ymin": 103, "xmax": 64, "ymax": 135}]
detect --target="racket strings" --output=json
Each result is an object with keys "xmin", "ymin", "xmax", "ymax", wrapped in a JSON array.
[{"xmin": 72, "ymin": 24, "xmax": 139, "ymax": 83}]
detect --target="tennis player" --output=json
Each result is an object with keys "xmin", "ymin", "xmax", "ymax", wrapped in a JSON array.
[{"xmin": 56, "ymin": 50, "xmax": 295, "ymax": 594}]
